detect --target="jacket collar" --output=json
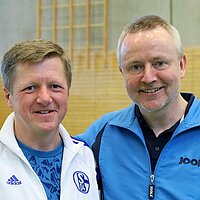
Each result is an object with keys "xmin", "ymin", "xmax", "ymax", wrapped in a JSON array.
[
  {"xmin": 0, "ymin": 112, "xmax": 84, "ymax": 157},
  {"xmin": 108, "ymin": 93, "xmax": 200, "ymax": 138}
]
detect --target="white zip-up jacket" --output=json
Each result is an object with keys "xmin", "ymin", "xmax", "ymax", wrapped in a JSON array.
[{"xmin": 0, "ymin": 113, "xmax": 99, "ymax": 200}]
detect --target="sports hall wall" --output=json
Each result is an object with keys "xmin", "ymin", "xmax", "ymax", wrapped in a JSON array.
[{"xmin": 0, "ymin": 0, "xmax": 200, "ymax": 135}]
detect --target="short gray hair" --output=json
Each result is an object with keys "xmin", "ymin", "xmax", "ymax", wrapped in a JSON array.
[{"xmin": 116, "ymin": 15, "xmax": 183, "ymax": 67}]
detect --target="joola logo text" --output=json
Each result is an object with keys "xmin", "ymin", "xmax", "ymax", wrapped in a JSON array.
[{"xmin": 178, "ymin": 157, "xmax": 200, "ymax": 167}]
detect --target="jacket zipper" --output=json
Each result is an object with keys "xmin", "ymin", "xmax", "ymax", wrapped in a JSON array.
[{"xmin": 149, "ymin": 172, "xmax": 155, "ymax": 199}]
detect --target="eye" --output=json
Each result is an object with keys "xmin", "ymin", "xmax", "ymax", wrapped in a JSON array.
[
  {"xmin": 152, "ymin": 60, "xmax": 167, "ymax": 70},
  {"xmin": 127, "ymin": 64, "xmax": 144, "ymax": 74},
  {"xmin": 22, "ymin": 85, "xmax": 36, "ymax": 93},
  {"xmin": 50, "ymin": 84, "xmax": 63, "ymax": 91}
]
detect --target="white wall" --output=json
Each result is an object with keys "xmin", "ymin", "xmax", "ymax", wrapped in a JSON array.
[
  {"xmin": 0, "ymin": 0, "xmax": 37, "ymax": 55},
  {"xmin": 0, "ymin": 0, "xmax": 199, "ymax": 56}
]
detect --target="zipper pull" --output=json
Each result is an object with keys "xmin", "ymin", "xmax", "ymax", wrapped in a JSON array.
[{"xmin": 149, "ymin": 173, "xmax": 155, "ymax": 199}]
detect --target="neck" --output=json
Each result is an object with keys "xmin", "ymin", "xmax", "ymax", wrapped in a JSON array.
[
  {"xmin": 140, "ymin": 95, "xmax": 188, "ymax": 137},
  {"xmin": 16, "ymin": 133, "xmax": 62, "ymax": 151},
  {"xmin": 14, "ymin": 124, "xmax": 62, "ymax": 151}
]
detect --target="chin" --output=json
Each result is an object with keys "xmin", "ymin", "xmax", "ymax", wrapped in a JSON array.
[
  {"xmin": 140, "ymin": 103, "xmax": 166, "ymax": 113},
  {"xmin": 37, "ymin": 123, "xmax": 58, "ymax": 133}
]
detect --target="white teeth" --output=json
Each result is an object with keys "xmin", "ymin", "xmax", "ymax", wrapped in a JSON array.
[
  {"xmin": 39, "ymin": 111, "xmax": 50, "ymax": 114},
  {"xmin": 143, "ymin": 88, "xmax": 160, "ymax": 93}
]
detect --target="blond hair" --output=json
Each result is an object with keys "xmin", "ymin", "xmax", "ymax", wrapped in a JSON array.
[{"xmin": 1, "ymin": 39, "xmax": 72, "ymax": 92}]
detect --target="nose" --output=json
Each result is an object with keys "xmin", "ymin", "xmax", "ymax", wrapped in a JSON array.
[
  {"xmin": 36, "ymin": 86, "xmax": 52, "ymax": 105},
  {"xmin": 141, "ymin": 65, "xmax": 157, "ymax": 84}
]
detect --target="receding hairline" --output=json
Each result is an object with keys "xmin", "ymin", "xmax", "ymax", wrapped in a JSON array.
[{"xmin": 117, "ymin": 15, "xmax": 183, "ymax": 66}]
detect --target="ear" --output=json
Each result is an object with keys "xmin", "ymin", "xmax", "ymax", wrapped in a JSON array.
[
  {"xmin": 180, "ymin": 54, "xmax": 186, "ymax": 79},
  {"xmin": 119, "ymin": 66, "xmax": 122, "ymax": 74},
  {"xmin": 3, "ymin": 87, "xmax": 13, "ymax": 107}
]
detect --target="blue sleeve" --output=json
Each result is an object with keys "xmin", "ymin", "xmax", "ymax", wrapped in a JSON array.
[
  {"xmin": 76, "ymin": 119, "xmax": 103, "ymax": 148},
  {"xmin": 76, "ymin": 111, "xmax": 117, "ymax": 148}
]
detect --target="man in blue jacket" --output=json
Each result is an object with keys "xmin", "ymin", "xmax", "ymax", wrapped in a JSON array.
[{"xmin": 77, "ymin": 15, "xmax": 200, "ymax": 199}]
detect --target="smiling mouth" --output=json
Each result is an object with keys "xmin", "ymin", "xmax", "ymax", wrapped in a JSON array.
[
  {"xmin": 140, "ymin": 87, "xmax": 163, "ymax": 93},
  {"xmin": 35, "ymin": 110, "xmax": 54, "ymax": 114}
]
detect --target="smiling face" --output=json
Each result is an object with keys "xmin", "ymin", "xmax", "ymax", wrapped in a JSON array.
[
  {"xmin": 120, "ymin": 26, "xmax": 186, "ymax": 114},
  {"xmin": 4, "ymin": 56, "xmax": 69, "ymax": 143}
]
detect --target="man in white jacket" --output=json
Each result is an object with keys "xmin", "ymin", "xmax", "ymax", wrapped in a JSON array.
[{"xmin": 0, "ymin": 39, "xmax": 99, "ymax": 200}]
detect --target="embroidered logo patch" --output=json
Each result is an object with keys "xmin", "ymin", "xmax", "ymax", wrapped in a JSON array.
[{"xmin": 73, "ymin": 171, "xmax": 90, "ymax": 194}]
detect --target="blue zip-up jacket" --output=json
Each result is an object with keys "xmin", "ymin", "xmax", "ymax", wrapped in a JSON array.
[{"xmin": 77, "ymin": 93, "xmax": 200, "ymax": 200}]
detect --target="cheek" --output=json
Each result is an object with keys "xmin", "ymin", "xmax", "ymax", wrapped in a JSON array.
[
  {"xmin": 123, "ymin": 77, "xmax": 139, "ymax": 100},
  {"xmin": 9, "ymin": 94, "xmax": 20, "ymax": 109},
  {"xmin": 11, "ymin": 93, "xmax": 37, "ymax": 112},
  {"xmin": 124, "ymin": 75, "xmax": 138, "ymax": 91},
  {"xmin": 163, "ymin": 72, "xmax": 180, "ymax": 85},
  {"xmin": 58, "ymin": 93, "xmax": 69, "ymax": 108},
  {"xmin": 11, "ymin": 97, "xmax": 28, "ymax": 111}
]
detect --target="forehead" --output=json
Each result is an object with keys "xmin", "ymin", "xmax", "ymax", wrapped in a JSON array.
[
  {"xmin": 123, "ymin": 27, "xmax": 173, "ymax": 47},
  {"xmin": 14, "ymin": 57, "xmax": 66, "ymax": 83},
  {"xmin": 120, "ymin": 27, "xmax": 179, "ymax": 66},
  {"xmin": 121, "ymin": 27, "xmax": 176, "ymax": 56},
  {"xmin": 16, "ymin": 57, "xmax": 64, "ymax": 73}
]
